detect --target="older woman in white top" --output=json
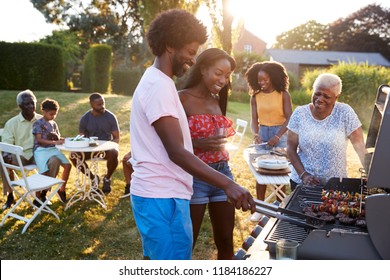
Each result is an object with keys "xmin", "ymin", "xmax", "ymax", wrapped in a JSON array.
[{"xmin": 287, "ymin": 73, "xmax": 367, "ymax": 188}]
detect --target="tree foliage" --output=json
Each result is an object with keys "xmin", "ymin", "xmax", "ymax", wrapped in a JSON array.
[
  {"xmin": 273, "ymin": 20, "xmax": 329, "ymax": 50},
  {"xmin": 31, "ymin": 1, "xmax": 143, "ymax": 53},
  {"xmin": 39, "ymin": 30, "xmax": 84, "ymax": 74},
  {"xmin": 327, "ymin": 4, "xmax": 390, "ymax": 60},
  {"xmin": 141, "ymin": 0, "xmax": 199, "ymax": 30},
  {"xmin": 272, "ymin": 4, "xmax": 390, "ymax": 61},
  {"xmin": 31, "ymin": 0, "xmax": 244, "ymax": 72},
  {"xmin": 206, "ymin": 0, "xmax": 234, "ymax": 54},
  {"xmin": 30, "ymin": 0, "xmax": 203, "ymax": 67}
]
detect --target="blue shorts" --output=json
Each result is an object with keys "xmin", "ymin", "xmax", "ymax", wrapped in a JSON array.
[
  {"xmin": 191, "ymin": 161, "xmax": 233, "ymax": 204},
  {"xmin": 259, "ymin": 125, "xmax": 287, "ymax": 148},
  {"xmin": 130, "ymin": 195, "xmax": 193, "ymax": 260},
  {"xmin": 34, "ymin": 146, "xmax": 70, "ymax": 174}
]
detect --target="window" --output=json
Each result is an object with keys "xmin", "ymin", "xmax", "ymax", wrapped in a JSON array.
[{"xmin": 244, "ymin": 44, "xmax": 252, "ymax": 54}]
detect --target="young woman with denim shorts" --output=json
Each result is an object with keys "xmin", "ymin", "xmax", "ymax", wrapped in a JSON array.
[
  {"xmin": 179, "ymin": 48, "xmax": 238, "ymax": 259},
  {"xmin": 245, "ymin": 61, "xmax": 292, "ymax": 201}
]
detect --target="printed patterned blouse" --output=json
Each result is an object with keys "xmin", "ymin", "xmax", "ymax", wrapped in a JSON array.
[
  {"xmin": 32, "ymin": 118, "xmax": 60, "ymax": 150},
  {"xmin": 287, "ymin": 102, "xmax": 361, "ymax": 183},
  {"xmin": 188, "ymin": 114, "xmax": 236, "ymax": 164}
]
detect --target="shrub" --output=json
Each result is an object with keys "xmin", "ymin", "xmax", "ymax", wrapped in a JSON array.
[
  {"xmin": 230, "ymin": 90, "xmax": 250, "ymax": 103},
  {"xmin": 82, "ymin": 44, "xmax": 112, "ymax": 93},
  {"xmin": 290, "ymin": 89, "xmax": 311, "ymax": 107},
  {"xmin": 0, "ymin": 42, "xmax": 65, "ymax": 91},
  {"xmin": 111, "ymin": 68, "xmax": 143, "ymax": 96}
]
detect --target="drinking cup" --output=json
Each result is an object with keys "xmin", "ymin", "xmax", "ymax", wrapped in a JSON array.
[
  {"xmin": 214, "ymin": 127, "xmax": 228, "ymax": 137},
  {"xmin": 276, "ymin": 239, "xmax": 299, "ymax": 260}
]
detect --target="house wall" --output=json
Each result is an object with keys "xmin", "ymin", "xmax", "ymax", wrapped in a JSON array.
[
  {"xmin": 233, "ymin": 29, "xmax": 266, "ymax": 55},
  {"xmin": 280, "ymin": 63, "xmax": 300, "ymax": 79}
]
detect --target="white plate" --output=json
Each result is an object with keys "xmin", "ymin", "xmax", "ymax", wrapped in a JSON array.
[{"xmin": 257, "ymin": 159, "xmax": 289, "ymax": 170}]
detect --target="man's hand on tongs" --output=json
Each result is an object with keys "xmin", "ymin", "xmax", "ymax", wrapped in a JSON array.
[{"xmin": 225, "ymin": 182, "xmax": 256, "ymax": 213}]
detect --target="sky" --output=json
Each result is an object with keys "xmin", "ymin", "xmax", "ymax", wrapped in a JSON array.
[{"xmin": 0, "ymin": 0, "xmax": 388, "ymax": 47}]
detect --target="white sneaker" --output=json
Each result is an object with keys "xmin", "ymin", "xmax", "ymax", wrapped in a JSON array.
[
  {"xmin": 250, "ymin": 212, "xmax": 263, "ymax": 222},
  {"xmin": 120, "ymin": 185, "xmax": 130, "ymax": 199}
]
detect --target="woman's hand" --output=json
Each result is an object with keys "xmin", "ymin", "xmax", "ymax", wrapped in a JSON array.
[
  {"xmin": 267, "ymin": 135, "xmax": 280, "ymax": 147},
  {"xmin": 253, "ymin": 134, "xmax": 261, "ymax": 144},
  {"xmin": 193, "ymin": 136, "xmax": 227, "ymax": 151},
  {"xmin": 301, "ymin": 172, "xmax": 320, "ymax": 186}
]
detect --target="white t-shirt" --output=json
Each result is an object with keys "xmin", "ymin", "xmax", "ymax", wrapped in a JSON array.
[
  {"xmin": 287, "ymin": 102, "xmax": 361, "ymax": 183},
  {"xmin": 129, "ymin": 67, "xmax": 194, "ymax": 199}
]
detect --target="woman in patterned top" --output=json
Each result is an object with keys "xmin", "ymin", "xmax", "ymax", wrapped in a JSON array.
[
  {"xmin": 179, "ymin": 48, "xmax": 237, "ymax": 259},
  {"xmin": 287, "ymin": 73, "xmax": 367, "ymax": 189}
]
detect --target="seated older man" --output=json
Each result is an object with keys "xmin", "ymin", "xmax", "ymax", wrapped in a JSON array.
[{"xmin": 1, "ymin": 90, "xmax": 61, "ymax": 209}]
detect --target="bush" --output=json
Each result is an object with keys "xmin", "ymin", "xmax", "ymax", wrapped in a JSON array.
[
  {"xmin": 111, "ymin": 68, "xmax": 143, "ymax": 96},
  {"xmin": 0, "ymin": 42, "xmax": 65, "ymax": 91},
  {"xmin": 82, "ymin": 44, "xmax": 112, "ymax": 93},
  {"xmin": 229, "ymin": 90, "xmax": 250, "ymax": 103},
  {"xmin": 290, "ymin": 89, "xmax": 311, "ymax": 107}
]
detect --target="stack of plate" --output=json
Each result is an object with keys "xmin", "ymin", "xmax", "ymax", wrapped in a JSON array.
[{"xmin": 256, "ymin": 159, "xmax": 289, "ymax": 170}]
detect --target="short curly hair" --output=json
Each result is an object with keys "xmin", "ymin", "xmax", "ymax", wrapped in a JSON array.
[
  {"xmin": 147, "ymin": 9, "xmax": 208, "ymax": 56},
  {"xmin": 245, "ymin": 61, "xmax": 289, "ymax": 95},
  {"xmin": 41, "ymin": 98, "xmax": 59, "ymax": 112}
]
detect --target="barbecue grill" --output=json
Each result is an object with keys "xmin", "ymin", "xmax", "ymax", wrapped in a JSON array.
[{"xmin": 246, "ymin": 84, "xmax": 390, "ymax": 260}]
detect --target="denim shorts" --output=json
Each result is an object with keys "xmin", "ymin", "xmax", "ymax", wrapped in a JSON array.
[
  {"xmin": 259, "ymin": 125, "xmax": 287, "ymax": 148},
  {"xmin": 190, "ymin": 161, "xmax": 233, "ymax": 204},
  {"xmin": 130, "ymin": 195, "xmax": 193, "ymax": 260}
]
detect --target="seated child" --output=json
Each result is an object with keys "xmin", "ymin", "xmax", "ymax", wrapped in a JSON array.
[{"xmin": 32, "ymin": 98, "xmax": 71, "ymax": 204}]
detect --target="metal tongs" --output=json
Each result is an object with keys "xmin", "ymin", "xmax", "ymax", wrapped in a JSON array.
[{"xmin": 254, "ymin": 199, "xmax": 325, "ymax": 229}]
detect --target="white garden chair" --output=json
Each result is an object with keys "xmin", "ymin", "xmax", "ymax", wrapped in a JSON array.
[
  {"xmin": 0, "ymin": 142, "xmax": 64, "ymax": 234},
  {"xmin": 225, "ymin": 118, "xmax": 248, "ymax": 160}
]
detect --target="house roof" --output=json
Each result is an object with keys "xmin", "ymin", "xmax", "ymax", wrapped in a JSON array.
[{"xmin": 267, "ymin": 49, "xmax": 390, "ymax": 67}]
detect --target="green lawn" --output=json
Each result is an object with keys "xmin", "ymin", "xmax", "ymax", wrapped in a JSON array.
[
  {"xmin": 0, "ymin": 90, "xmax": 363, "ymax": 260},
  {"xmin": 0, "ymin": 90, "xmax": 259, "ymax": 260}
]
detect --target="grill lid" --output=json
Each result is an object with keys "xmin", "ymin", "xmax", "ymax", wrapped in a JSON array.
[
  {"xmin": 365, "ymin": 84, "xmax": 390, "ymax": 190},
  {"xmin": 365, "ymin": 194, "xmax": 390, "ymax": 259}
]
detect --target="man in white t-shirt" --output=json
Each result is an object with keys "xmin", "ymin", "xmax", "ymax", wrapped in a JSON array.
[{"xmin": 129, "ymin": 9, "xmax": 255, "ymax": 260}]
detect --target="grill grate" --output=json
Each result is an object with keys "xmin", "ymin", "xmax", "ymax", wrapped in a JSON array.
[{"xmin": 264, "ymin": 178, "xmax": 369, "ymax": 256}]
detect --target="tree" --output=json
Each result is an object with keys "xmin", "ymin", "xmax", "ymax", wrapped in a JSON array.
[
  {"xmin": 39, "ymin": 30, "xmax": 84, "ymax": 86},
  {"xmin": 31, "ymin": 0, "xmax": 144, "ymax": 64},
  {"xmin": 273, "ymin": 20, "xmax": 329, "ymax": 50},
  {"xmin": 206, "ymin": 0, "xmax": 235, "ymax": 54},
  {"xmin": 140, "ymin": 0, "xmax": 199, "ymax": 30},
  {"xmin": 30, "ymin": 0, "xmax": 202, "ymax": 67},
  {"xmin": 327, "ymin": 4, "xmax": 390, "ymax": 60}
]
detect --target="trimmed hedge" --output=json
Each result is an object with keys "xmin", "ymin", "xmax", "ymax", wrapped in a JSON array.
[
  {"xmin": 0, "ymin": 42, "xmax": 65, "ymax": 91},
  {"xmin": 82, "ymin": 44, "xmax": 112, "ymax": 93},
  {"xmin": 111, "ymin": 68, "xmax": 143, "ymax": 96}
]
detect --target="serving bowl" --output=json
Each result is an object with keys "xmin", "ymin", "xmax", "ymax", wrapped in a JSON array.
[{"xmin": 64, "ymin": 137, "xmax": 90, "ymax": 148}]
